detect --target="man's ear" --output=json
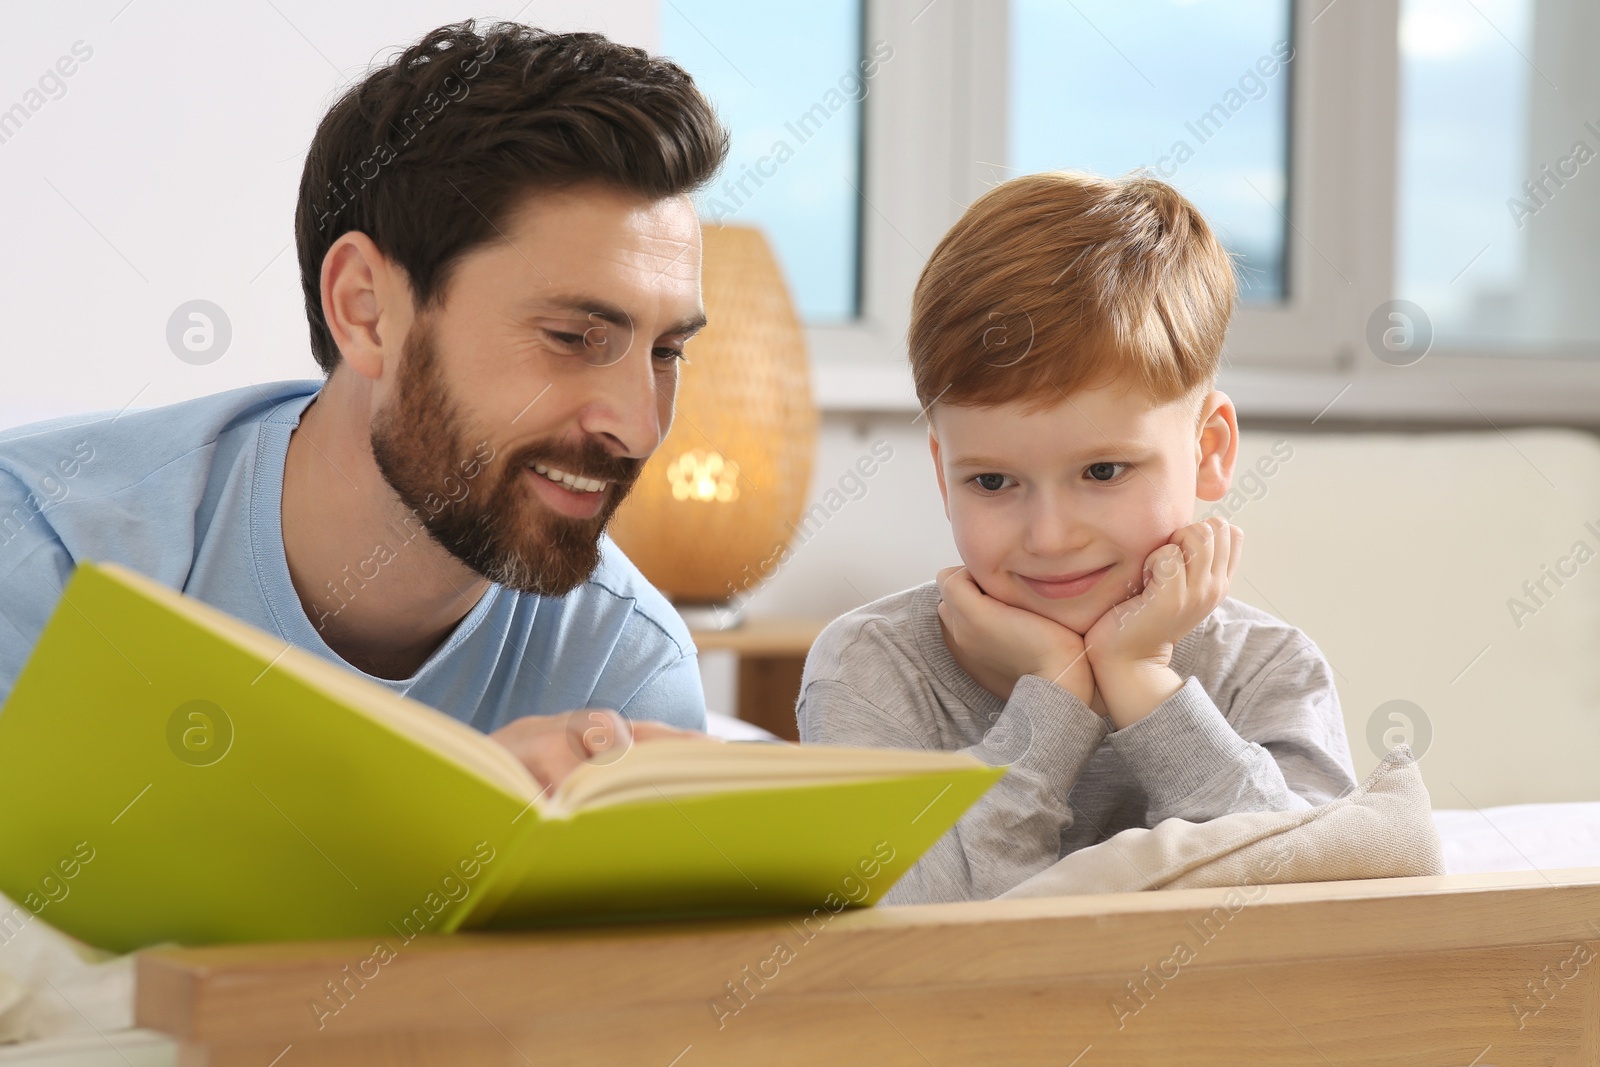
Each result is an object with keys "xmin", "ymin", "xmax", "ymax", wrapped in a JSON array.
[
  {"xmin": 928, "ymin": 426, "xmax": 950, "ymax": 521},
  {"xmin": 1195, "ymin": 390, "xmax": 1239, "ymax": 503},
  {"xmin": 320, "ymin": 231, "xmax": 413, "ymax": 383}
]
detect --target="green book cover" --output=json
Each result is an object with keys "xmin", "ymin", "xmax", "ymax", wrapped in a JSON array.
[{"xmin": 0, "ymin": 561, "xmax": 1002, "ymax": 954}]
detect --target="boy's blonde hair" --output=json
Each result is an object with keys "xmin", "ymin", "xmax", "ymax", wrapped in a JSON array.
[{"xmin": 909, "ymin": 171, "xmax": 1236, "ymax": 416}]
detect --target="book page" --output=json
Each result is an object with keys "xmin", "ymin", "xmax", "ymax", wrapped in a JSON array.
[{"xmin": 548, "ymin": 738, "xmax": 986, "ymax": 815}]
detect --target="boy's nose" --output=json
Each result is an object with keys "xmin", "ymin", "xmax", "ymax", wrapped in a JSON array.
[{"xmin": 1022, "ymin": 502, "xmax": 1092, "ymax": 557}]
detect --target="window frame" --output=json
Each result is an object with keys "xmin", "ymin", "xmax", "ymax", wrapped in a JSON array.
[
  {"xmin": 812, "ymin": 0, "xmax": 1600, "ymax": 424},
  {"xmin": 809, "ymin": 0, "xmax": 1007, "ymax": 406}
]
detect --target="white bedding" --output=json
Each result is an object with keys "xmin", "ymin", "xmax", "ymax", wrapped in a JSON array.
[
  {"xmin": 720, "ymin": 710, "xmax": 1600, "ymax": 878},
  {"xmin": 1433, "ymin": 802, "xmax": 1600, "ymax": 875}
]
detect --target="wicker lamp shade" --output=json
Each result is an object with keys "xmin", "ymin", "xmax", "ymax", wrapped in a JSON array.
[{"xmin": 607, "ymin": 223, "xmax": 818, "ymax": 613}]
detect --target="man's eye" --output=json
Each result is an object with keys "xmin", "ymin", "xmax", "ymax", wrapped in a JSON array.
[
  {"xmin": 973, "ymin": 473, "xmax": 1009, "ymax": 492},
  {"xmin": 654, "ymin": 347, "xmax": 689, "ymax": 365},
  {"xmin": 1085, "ymin": 462, "xmax": 1128, "ymax": 482},
  {"xmin": 546, "ymin": 330, "xmax": 586, "ymax": 349}
]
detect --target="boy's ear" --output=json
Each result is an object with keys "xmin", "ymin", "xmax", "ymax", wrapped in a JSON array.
[
  {"xmin": 1195, "ymin": 390, "xmax": 1239, "ymax": 503},
  {"xmin": 928, "ymin": 428, "xmax": 951, "ymax": 520}
]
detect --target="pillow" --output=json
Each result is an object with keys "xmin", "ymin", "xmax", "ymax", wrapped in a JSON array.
[
  {"xmin": 0, "ymin": 892, "xmax": 134, "ymax": 1044},
  {"xmin": 998, "ymin": 745, "xmax": 1443, "ymax": 898}
]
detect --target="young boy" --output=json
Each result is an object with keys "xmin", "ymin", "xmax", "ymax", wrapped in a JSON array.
[{"xmin": 796, "ymin": 171, "xmax": 1359, "ymax": 905}]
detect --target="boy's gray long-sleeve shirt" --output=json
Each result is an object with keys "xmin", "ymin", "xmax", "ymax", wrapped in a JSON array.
[{"xmin": 796, "ymin": 581, "xmax": 1359, "ymax": 905}]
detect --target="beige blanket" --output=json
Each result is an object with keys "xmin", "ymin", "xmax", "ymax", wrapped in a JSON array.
[{"xmin": 1000, "ymin": 745, "xmax": 1443, "ymax": 898}]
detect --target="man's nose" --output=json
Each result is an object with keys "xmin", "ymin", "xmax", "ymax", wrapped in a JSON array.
[{"xmin": 575, "ymin": 340, "xmax": 667, "ymax": 460}]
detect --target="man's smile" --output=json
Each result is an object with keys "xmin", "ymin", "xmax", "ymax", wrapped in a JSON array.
[
  {"xmin": 524, "ymin": 464, "xmax": 610, "ymax": 519},
  {"xmin": 530, "ymin": 462, "xmax": 610, "ymax": 493}
]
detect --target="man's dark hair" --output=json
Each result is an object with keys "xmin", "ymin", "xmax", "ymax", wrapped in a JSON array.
[{"xmin": 294, "ymin": 20, "xmax": 729, "ymax": 375}]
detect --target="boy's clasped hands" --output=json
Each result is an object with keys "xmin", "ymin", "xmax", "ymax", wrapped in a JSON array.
[{"xmin": 936, "ymin": 516, "xmax": 1243, "ymax": 730}]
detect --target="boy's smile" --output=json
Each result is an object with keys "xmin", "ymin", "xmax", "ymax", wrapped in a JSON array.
[
  {"xmin": 928, "ymin": 380, "xmax": 1234, "ymax": 634},
  {"xmin": 1018, "ymin": 563, "xmax": 1115, "ymax": 599}
]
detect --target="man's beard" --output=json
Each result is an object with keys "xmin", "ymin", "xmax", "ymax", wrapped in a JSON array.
[{"xmin": 368, "ymin": 316, "xmax": 642, "ymax": 597}]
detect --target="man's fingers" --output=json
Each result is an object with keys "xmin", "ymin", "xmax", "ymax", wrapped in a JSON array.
[
  {"xmin": 566, "ymin": 707, "xmax": 633, "ymax": 765},
  {"xmin": 489, "ymin": 717, "xmax": 583, "ymax": 791},
  {"xmin": 631, "ymin": 720, "xmax": 719, "ymax": 743},
  {"xmin": 533, "ymin": 747, "xmax": 584, "ymax": 790},
  {"xmin": 489, "ymin": 709, "xmax": 715, "ymax": 794},
  {"xmin": 1226, "ymin": 525, "xmax": 1244, "ymax": 581}
]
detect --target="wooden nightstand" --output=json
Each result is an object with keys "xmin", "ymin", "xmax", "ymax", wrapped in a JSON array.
[{"xmin": 689, "ymin": 618, "xmax": 831, "ymax": 742}]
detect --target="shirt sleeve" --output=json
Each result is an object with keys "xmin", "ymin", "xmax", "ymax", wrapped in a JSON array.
[
  {"xmin": 0, "ymin": 471, "xmax": 76, "ymax": 708},
  {"xmin": 1106, "ymin": 644, "xmax": 1358, "ymax": 826},
  {"xmin": 798, "ymin": 672, "xmax": 1110, "ymax": 904},
  {"xmin": 615, "ymin": 650, "xmax": 707, "ymax": 732}
]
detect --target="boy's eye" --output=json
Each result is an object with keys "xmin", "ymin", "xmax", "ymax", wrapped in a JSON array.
[
  {"xmin": 974, "ymin": 473, "xmax": 1009, "ymax": 492},
  {"xmin": 1085, "ymin": 462, "xmax": 1128, "ymax": 482}
]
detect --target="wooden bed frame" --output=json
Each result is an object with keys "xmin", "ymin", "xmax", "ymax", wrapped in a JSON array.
[{"xmin": 135, "ymin": 867, "xmax": 1600, "ymax": 1066}]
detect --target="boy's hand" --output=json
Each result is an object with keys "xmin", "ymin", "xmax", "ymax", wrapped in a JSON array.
[
  {"xmin": 936, "ymin": 565, "xmax": 1096, "ymax": 707},
  {"xmin": 1083, "ymin": 518, "xmax": 1242, "ymax": 727}
]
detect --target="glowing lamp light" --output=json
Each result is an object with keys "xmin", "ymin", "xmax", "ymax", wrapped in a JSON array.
[{"xmin": 668, "ymin": 448, "xmax": 741, "ymax": 504}]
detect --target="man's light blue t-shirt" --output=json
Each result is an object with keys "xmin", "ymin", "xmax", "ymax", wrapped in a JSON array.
[{"xmin": 0, "ymin": 380, "xmax": 706, "ymax": 732}]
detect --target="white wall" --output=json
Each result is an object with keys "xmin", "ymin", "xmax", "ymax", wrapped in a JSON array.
[
  {"xmin": 0, "ymin": 0, "xmax": 658, "ymax": 430},
  {"xmin": 730, "ymin": 415, "xmax": 956, "ymax": 616}
]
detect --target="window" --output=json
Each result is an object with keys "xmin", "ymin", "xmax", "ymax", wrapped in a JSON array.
[
  {"xmin": 1396, "ymin": 0, "xmax": 1600, "ymax": 353},
  {"xmin": 774, "ymin": 0, "xmax": 1600, "ymax": 417},
  {"xmin": 661, "ymin": 1, "xmax": 866, "ymax": 322},
  {"xmin": 1009, "ymin": 0, "xmax": 1295, "ymax": 303}
]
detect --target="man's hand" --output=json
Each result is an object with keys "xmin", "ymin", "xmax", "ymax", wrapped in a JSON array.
[
  {"xmin": 489, "ymin": 708, "xmax": 713, "ymax": 791},
  {"xmin": 1082, "ymin": 517, "xmax": 1241, "ymax": 727},
  {"xmin": 936, "ymin": 565, "xmax": 1096, "ymax": 706}
]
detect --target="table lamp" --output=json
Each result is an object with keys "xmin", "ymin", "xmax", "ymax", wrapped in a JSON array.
[{"xmin": 607, "ymin": 223, "xmax": 818, "ymax": 629}]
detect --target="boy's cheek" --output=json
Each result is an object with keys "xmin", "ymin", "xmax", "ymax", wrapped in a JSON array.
[
  {"xmin": 948, "ymin": 519, "xmax": 1010, "ymax": 590},
  {"xmin": 945, "ymin": 525, "xmax": 1012, "ymax": 606}
]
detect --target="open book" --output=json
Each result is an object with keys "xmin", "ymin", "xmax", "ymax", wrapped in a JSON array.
[{"xmin": 0, "ymin": 561, "xmax": 1001, "ymax": 954}]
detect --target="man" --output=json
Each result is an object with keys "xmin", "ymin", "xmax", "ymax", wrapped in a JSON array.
[{"xmin": 0, "ymin": 21, "xmax": 730, "ymax": 787}]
